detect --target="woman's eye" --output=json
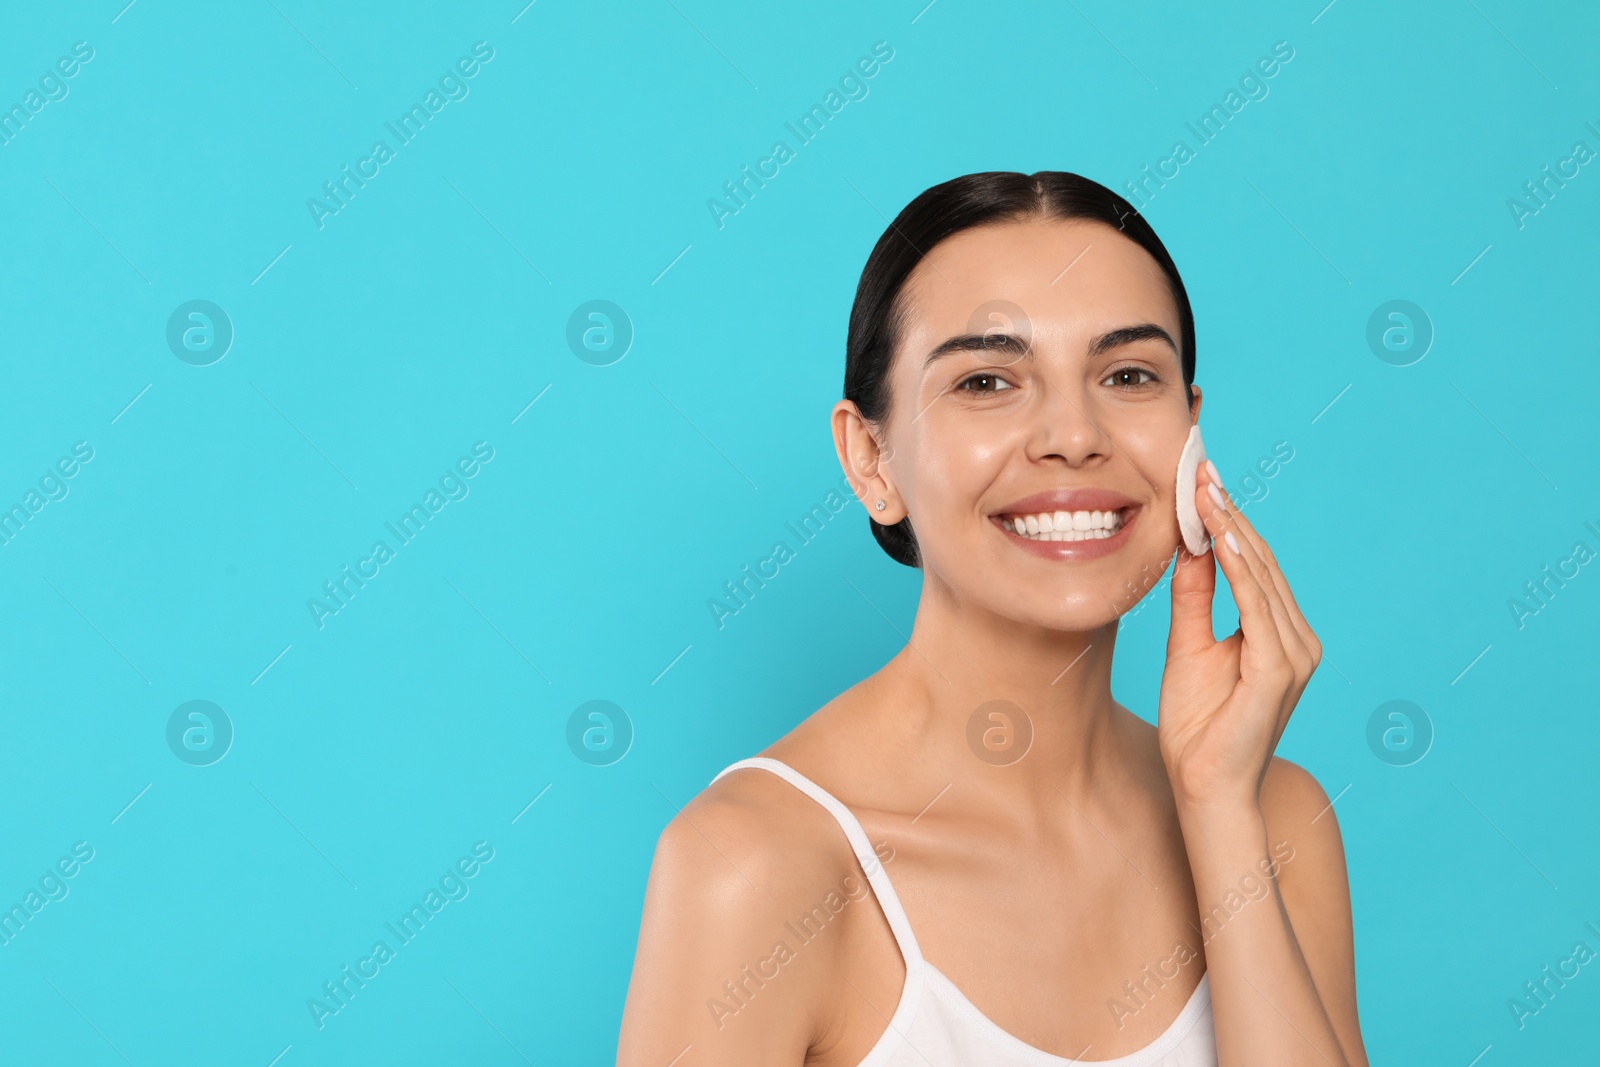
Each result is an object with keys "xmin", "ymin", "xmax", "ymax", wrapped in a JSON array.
[
  {"xmin": 957, "ymin": 373, "xmax": 1013, "ymax": 394},
  {"xmin": 1104, "ymin": 366, "xmax": 1157, "ymax": 390}
]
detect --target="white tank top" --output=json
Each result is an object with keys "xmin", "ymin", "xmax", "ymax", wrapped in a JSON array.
[{"xmin": 712, "ymin": 757, "xmax": 1218, "ymax": 1066}]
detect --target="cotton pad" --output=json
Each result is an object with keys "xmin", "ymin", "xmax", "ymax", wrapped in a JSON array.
[{"xmin": 1175, "ymin": 424, "xmax": 1210, "ymax": 555}]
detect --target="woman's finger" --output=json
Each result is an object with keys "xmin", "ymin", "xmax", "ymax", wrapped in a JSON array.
[
  {"xmin": 1201, "ymin": 479, "xmax": 1314, "ymax": 758},
  {"xmin": 1206, "ymin": 471, "xmax": 1318, "ymax": 671},
  {"xmin": 1203, "ymin": 467, "xmax": 1318, "ymax": 652},
  {"xmin": 1216, "ymin": 496, "xmax": 1321, "ymax": 664},
  {"xmin": 1166, "ymin": 467, "xmax": 1220, "ymax": 657},
  {"xmin": 1196, "ymin": 470, "xmax": 1287, "ymax": 672},
  {"xmin": 1204, "ymin": 505, "xmax": 1303, "ymax": 752}
]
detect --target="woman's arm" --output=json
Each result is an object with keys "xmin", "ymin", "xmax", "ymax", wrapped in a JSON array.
[
  {"xmin": 1158, "ymin": 461, "xmax": 1366, "ymax": 1065},
  {"xmin": 1176, "ymin": 759, "xmax": 1367, "ymax": 1067},
  {"xmin": 1263, "ymin": 758, "xmax": 1367, "ymax": 1065}
]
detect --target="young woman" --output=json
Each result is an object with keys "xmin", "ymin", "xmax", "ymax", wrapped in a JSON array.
[{"xmin": 618, "ymin": 171, "xmax": 1366, "ymax": 1067}]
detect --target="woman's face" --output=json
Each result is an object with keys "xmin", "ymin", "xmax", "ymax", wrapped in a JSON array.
[{"xmin": 868, "ymin": 216, "xmax": 1200, "ymax": 630}]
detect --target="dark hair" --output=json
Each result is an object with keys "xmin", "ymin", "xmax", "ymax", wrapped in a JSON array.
[{"xmin": 843, "ymin": 171, "xmax": 1196, "ymax": 568}]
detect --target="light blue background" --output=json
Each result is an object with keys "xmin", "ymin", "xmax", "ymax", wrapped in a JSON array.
[{"xmin": 2, "ymin": 1, "xmax": 1597, "ymax": 1063}]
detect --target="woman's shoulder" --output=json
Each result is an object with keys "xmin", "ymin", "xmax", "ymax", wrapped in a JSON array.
[
  {"xmin": 1259, "ymin": 755, "xmax": 1342, "ymax": 846},
  {"xmin": 650, "ymin": 701, "xmax": 872, "ymax": 915},
  {"xmin": 644, "ymin": 676, "xmax": 894, "ymax": 930},
  {"xmin": 621, "ymin": 725, "xmax": 869, "ymax": 1061},
  {"xmin": 667, "ymin": 753, "xmax": 849, "ymax": 873}
]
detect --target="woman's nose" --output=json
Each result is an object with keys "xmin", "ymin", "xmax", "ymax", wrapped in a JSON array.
[{"xmin": 1024, "ymin": 376, "xmax": 1111, "ymax": 466}]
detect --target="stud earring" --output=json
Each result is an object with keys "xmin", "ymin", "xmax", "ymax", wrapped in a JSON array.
[{"xmin": 874, "ymin": 499, "xmax": 886, "ymax": 511}]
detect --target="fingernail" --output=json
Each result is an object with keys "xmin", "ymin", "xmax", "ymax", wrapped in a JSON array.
[
  {"xmin": 1204, "ymin": 459, "xmax": 1221, "ymax": 486},
  {"xmin": 1207, "ymin": 483, "xmax": 1228, "ymax": 511},
  {"xmin": 1224, "ymin": 530, "xmax": 1241, "ymax": 555}
]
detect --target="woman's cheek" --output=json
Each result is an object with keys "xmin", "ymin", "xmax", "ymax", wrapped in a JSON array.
[
  {"xmin": 1117, "ymin": 428, "xmax": 1189, "ymax": 546},
  {"xmin": 1110, "ymin": 423, "xmax": 1182, "ymax": 495},
  {"xmin": 930, "ymin": 435, "xmax": 1008, "ymax": 505}
]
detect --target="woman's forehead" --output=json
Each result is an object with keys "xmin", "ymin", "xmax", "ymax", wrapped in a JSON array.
[{"xmin": 896, "ymin": 217, "xmax": 1178, "ymax": 345}]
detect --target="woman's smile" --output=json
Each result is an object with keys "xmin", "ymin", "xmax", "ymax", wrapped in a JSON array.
[{"xmin": 990, "ymin": 485, "xmax": 1143, "ymax": 560}]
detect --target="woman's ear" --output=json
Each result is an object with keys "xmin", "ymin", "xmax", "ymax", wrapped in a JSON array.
[
  {"xmin": 1188, "ymin": 384, "xmax": 1203, "ymax": 423},
  {"xmin": 831, "ymin": 400, "xmax": 901, "ymax": 523}
]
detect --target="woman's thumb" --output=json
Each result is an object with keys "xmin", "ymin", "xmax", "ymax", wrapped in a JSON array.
[{"xmin": 1167, "ymin": 541, "xmax": 1217, "ymax": 654}]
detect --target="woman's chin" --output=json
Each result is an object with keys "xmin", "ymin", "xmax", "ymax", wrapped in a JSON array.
[{"xmin": 969, "ymin": 594, "xmax": 1127, "ymax": 636}]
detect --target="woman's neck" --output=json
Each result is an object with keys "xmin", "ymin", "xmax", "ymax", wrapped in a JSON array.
[{"xmin": 861, "ymin": 577, "xmax": 1148, "ymax": 815}]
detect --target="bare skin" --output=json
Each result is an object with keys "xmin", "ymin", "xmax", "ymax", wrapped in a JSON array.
[{"xmin": 618, "ymin": 216, "xmax": 1367, "ymax": 1066}]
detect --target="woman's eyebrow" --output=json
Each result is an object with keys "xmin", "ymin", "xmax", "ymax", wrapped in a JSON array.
[
  {"xmin": 923, "ymin": 322, "xmax": 1176, "ymax": 366},
  {"xmin": 1088, "ymin": 323, "xmax": 1177, "ymax": 357},
  {"xmin": 923, "ymin": 332, "xmax": 1030, "ymax": 365}
]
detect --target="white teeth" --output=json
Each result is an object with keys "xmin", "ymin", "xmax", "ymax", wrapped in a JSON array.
[{"xmin": 1002, "ymin": 508, "xmax": 1125, "ymax": 542}]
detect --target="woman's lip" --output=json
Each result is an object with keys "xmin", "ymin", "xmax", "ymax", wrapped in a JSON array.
[
  {"xmin": 992, "ymin": 504, "xmax": 1141, "ymax": 560},
  {"xmin": 992, "ymin": 487, "xmax": 1139, "ymax": 516}
]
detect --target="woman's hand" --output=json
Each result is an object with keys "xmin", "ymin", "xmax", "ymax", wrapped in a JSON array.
[{"xmin": 1157, "ymin": 459, "xmax": 1322, "ymax": 812}]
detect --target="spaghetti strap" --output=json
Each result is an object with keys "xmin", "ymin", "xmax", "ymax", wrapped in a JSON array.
[{"xmin": 712, "ymin": 756, "xmax": 924, "ymax": 968}]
